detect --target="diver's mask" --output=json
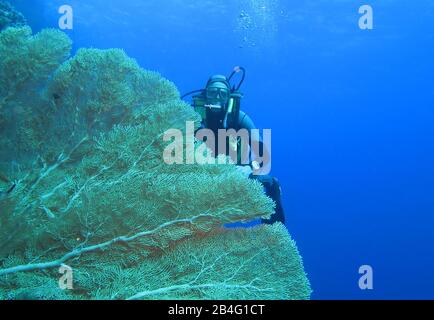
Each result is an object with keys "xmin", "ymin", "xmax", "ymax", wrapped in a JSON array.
[{"xmin": 206, "ymin": 87, "xmax": 229, "ymax": 104}]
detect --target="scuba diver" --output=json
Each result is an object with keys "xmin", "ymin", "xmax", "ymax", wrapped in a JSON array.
[{"xmin": 182, "ymin": 67, "xmax": 285, "ymax": 225}]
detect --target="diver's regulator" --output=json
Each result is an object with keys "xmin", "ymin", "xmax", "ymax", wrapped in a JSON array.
[{"xmin": 181, "ymin": 66, "xmax": 246, "ymax": 129}]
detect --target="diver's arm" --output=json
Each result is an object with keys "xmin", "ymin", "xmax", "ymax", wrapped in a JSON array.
[
  {"xmin": 238, "ymin": 112, "xmax": 253, "ymax": 130},
  {"xmin": 238, "ymin": 111, "xmax": 270, "ymax": 172}
]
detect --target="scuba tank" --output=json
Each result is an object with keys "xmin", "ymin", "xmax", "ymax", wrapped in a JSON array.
[
  {"xmin": 225, "ymin": 90, "xmax": 245, "ymax": 165},
  {"xmin": 223, "ymin": 90, "xmax": 243, "ymax": 129}
]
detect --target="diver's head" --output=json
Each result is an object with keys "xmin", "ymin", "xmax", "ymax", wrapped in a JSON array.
[{"xmin": 205, "ymin": 75, "xmax": 231, "ymax": 111}]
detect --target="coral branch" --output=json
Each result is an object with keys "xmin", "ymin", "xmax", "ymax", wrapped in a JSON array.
[
  {"xmin": 15, "ymin": 136, "xmax": 89, "ymax": 212},
  {"xmin": 126, "ymin": 282, "xmax": 273, "ymax": 300},
  {"xmin": 0, "ymin": 213, "xmax": 215, "ymax": 277}
]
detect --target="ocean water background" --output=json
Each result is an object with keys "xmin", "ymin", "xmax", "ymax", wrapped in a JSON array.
[{"xmin": 8, "ymin": 0, "xmax": 434, "ymax": 299}]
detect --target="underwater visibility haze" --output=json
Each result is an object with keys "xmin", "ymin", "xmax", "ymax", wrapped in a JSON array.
[{"xmin": 0, "ymin": 0, "xmax": 433, "ymax": 300}]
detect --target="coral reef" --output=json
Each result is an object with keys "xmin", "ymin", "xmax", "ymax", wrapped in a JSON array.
[
  {"xmin": 0, "ymin": 1, "xmax": 26, "ymax": 31},
  {"xmin": 0, "ymin": 26, "xmax": 311, "ymax": 300}
]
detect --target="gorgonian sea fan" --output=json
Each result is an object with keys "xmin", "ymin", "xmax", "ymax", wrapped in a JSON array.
[{"xmin": 0, "ymin": 26, "xmax": 311, "ymax": 300}]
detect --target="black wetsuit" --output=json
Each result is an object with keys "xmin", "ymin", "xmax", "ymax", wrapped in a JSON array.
[{"xmin": 202, "ymin": 110, "xmax": 286, "ymax": 225}]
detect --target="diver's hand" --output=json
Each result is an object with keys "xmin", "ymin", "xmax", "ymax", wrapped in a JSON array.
[{"xmin": 236, "ymin": 165, "xmax": 253, "ymax": 177}]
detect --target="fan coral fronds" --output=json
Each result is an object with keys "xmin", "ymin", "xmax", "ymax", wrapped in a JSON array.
[{"xmin": 0, "ymin": 27, "xmax": 310, "ymax": 300}]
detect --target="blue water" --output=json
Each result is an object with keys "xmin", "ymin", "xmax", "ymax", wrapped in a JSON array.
[{"xmin": 10, "ymin": 0, "xmax": 434, "ymax": 299}]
